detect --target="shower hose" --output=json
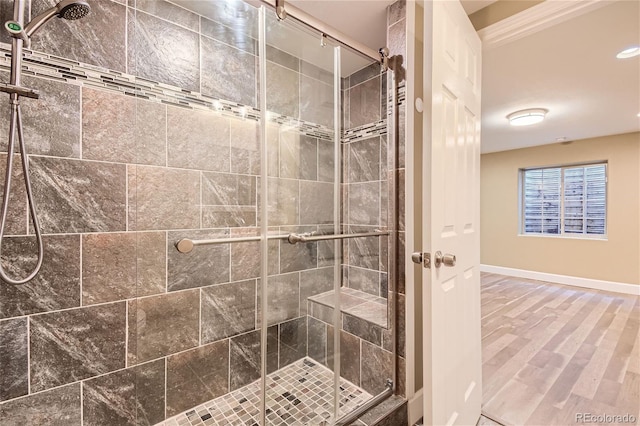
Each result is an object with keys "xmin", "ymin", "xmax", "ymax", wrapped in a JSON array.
[{"xmin": 0, "ymin": 94, "xmax": 44, "ymax": 284}]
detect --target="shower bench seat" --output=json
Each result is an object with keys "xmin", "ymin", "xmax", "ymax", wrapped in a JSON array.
[{"xmin": 307, "ymin": 287, "xmax": 388, "ymax": 329}]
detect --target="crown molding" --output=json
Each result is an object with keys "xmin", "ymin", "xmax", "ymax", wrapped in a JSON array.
[{"xmin": 478, "ymin": 0, "xmax": 611, "ymax": 50}]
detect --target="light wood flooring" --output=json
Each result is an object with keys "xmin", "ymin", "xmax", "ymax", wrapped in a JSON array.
[{"xmin": 481, "ymin": 273, "xmax": 640, "ymax": 426}]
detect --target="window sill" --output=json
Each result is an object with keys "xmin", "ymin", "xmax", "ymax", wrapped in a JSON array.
[{"xmin": 518, "ymin": 233, "xmax": 608, "ymax": 241}]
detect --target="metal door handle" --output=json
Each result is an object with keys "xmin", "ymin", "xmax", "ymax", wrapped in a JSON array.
[
  {"xmin": 411, "ymin": 252, "xmax": 431, "ymax": 269},
  {"xmin": 434, "ymin": 251, "xmax": 456, "ymax": 268}
]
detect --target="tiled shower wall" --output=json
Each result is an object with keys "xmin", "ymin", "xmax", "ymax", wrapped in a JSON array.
[{"xmin": 0, "ymin": 0, "xmax": 345, "ymax": 424}]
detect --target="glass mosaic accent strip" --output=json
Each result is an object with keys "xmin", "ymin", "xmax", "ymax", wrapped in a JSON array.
[
  {"xmin": 158, "ymin": 358, "xmax": 372, "ymax": 426},
  {"xmin": 343, "ymin": 119, "xmax": 388, "ymax": 143},
  {"xmin": 0, "ymin": 46, "xmax": 334, "ymax": 141}
]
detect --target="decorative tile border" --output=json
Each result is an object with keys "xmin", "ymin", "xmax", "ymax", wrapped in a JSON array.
[
  {"xmin": 0, "ymin": 45, "xmax": 406, "ymax": 144},
  {"xmin": 0, "ymin": 45, "xmax": 335, "ymax": 141},
  {"xmin": 343, "ymin": 119, "xmax": 388, "ymax": 143}
]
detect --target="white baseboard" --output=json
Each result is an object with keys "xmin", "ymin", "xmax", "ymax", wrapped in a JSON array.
[
  {"xmin": 408, "ymin": 389, "xmax": 423, "ymax": 425},
  {"xmin": 480, "ymin": 265, "xmax": 640, "ymax": 296}
]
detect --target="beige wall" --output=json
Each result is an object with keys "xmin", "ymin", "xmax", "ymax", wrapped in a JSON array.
[
  {"xmin": 481, "ymin": 132, "xmax": 640, "ymax": 285},
  {"xmin": 469, "ymin": 0, "xmax": 544, "ymax": 30}
]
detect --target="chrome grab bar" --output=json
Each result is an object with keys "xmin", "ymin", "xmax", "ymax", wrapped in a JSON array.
[
  {"xmin": 175, "ymin": 231, "xmax": 389, "ymax": 253},
  {"xmin": 286, "ymin": 231, "xmax": 389, "ymax": 244}
]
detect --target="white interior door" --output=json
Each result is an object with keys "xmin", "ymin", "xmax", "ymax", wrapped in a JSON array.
[{"xmin": 421, "ymin": 1, "xmax": 482, "ymax": 425}]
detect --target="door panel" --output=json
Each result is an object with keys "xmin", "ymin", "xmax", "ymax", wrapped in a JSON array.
[{"xmin": 422, "ymin": 1, "xmax": 482, "ymax": 425}]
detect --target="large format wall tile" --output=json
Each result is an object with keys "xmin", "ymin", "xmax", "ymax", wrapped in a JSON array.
[
  {"xmin": 229, "ymin": 330, "xmax": 261, "ymax": 391},
  {"xmin": 201, "ymin": 279, "xmax": 256, "ymax": 343},
  {"xmin": 348, "ymin": 137, "xmax": 381, "ymax": 183},
  {"xmin": 279, "ymin": 317, "xmax": 307, "ymax": 366},
  {"xmin": 82, "ymin": 359, "xmax": 165, "ymax": 426},
  {"xmin": 31, "ymin": 156, "xmax": 126, "ymax": 233},
  {"xmin": 279, "ymin": 131, "xmax": 318, "ymax": 181},
  {"xmin": 0, "ymin": 235, "xmax": 80, "ymax": 319},
  {"xmin": 128, "ymin": 166, "xmax": 200, "ymax": 231},
  {"xmin": 348, "ymin": 63, "xmax": 380, "ymax": 88},
  {"xmin": 201, "ymin": 17, "xmax": 257, "ymax": 55},
  {"xmin": 201, "ymin": 36, "xmax": 256, "ymax": 107},
  {"xmin": 347, "ymin": 266, "xmax": 381, "ymax": 296},
  {"xmin": 299, "ymin": 267, "xmax": 333, "ymax": 316},
  {"xmin": 348, "ymin": 77, "xmax": 381, "ymax": 128},
  {"xmin": 300, "ymin": 61, "xmax": 333, "ymax": 85},
  {"xmin": 0, "ymin": 154, "xmax": 27, "ymax": 235},
  {"xmin": 0, "ymin": 383, "xmax": 81, "ymax": 425},
  {"xmin": 0, "ymin": 318, "xmax": 28, "ymax": 401},
  {"xmin": 336, "ymin": 330, "xmax": 361, "ymax": 386},
  {"xmin": 300, "ymin": 181, "xmax": 334, "ymax": 225},
  {"xmin": 135, "ymin": 0, "xmax": 199, "ymax": 31},
  {"xmin": 0, "ymin": 74, "xmax": 81, "ymax": 158},
  {"xmin": 266, "ymin": 272, "xmax": 300, "ymax": 325},
  {"xmin": 127, "ymin": 9, "xmax": 199, "ymax": 91},
  {"xmin": 348, "ymin": 233, "xmax": 380, "ymax": 270},
  {"xmin": 266, "ymin": 62, "xmax": 299, "ymax": 118},
  {"xmin": 267, "ymin": 46, "xmax": 299, "ymax": 71},
  {"xmin": 82, "ymin": 88, "xmax": 166, "ymax": 165},
  {"xmin": 201, "ymin": 172, "xmax": 257, "ymax": 227},
  {"xmin": 388, "ymin": 17, "xmax": 407, "ymax": 60},
  {"xmin": 348, "ymin": 182, "xmax": 381, "ymax": 226},
  {"xmin": 267, "ymin": 178, "xmax": 299, "ymax": 226},
  {"xmin": 279, "ymin": 238, "xmax": 317, "ymax": 274},
  {"xmin": 318, "ymin": 139, "xmax": 336, "ymax": 182},
  {"xmin": 307, "ymin": 317, "xmax": 327, "ymax": 366},
  {"xmin": 82, "ymin": 232, "xmax": 166, "ymax": 305},
  {"xmin": 167, "ymin": 230, "xmax": 230, "ymax": 291},
  {"xmin": 230, "ymin": 119, "xmax": 260, "ymax": 175},
  {"xmin": 30, "ymin": 303, "xmax": 127, "ymax": 392},
  {"xmin": 31, "ymin": 0, "xmax": 126, "ymax": 72},
  {"xmin": 230, "ymin": 229, "xmax": 259, "ymax": 281},
  {"xmin": 127, "ymin": 290, "xmax": 199, "ymax": 365},
  {"xmin": 300, "ymin": 75, "xmax": 334, "ymax": 128},
  {"xmin": 166, "ymin": 107, "xmax": 230, "ymax": 172},
  {"xmin": 166, "ymin": 340, "xmax": 229, "ymax": 417},
  {"xmin": 361, "ymin": 341, "xmax": 393, "ymax": 395},
  {"xmin": 202, "ymin": 172, "xmax": 256, "ymax": 206}
]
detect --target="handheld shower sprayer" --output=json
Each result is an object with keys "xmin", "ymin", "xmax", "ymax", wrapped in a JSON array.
[
  {"xmin": 4, "ymin": 0, "xmax": 90, "ymax": 48},
  {"xmin": 0, "ymin": 0, "xmax": 90, "ymax": 285}
]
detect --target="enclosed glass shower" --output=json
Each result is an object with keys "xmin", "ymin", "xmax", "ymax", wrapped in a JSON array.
[{"xmin": 0, "ymin": 0, "xmax": 404, "ymax": 425}]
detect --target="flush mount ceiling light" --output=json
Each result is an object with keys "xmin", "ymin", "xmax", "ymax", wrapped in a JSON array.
[
  {"xmin": 507, "ymin": 108, "xmax": 548, "ymax": 126},
  {"xmin": 616, "ymin": 46, "xmax": 640, "ymax": 59}
]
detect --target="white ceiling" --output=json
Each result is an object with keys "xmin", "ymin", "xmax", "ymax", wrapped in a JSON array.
[
  {"xmin": 480, "ymin": 0, "xmax": 640, "ymax": 153},
  {"xmin": 289, "ymin": 0, "xmax": 397, "ymax": 53}
]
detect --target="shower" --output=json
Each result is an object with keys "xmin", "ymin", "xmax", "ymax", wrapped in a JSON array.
[{"xmin": 0, "ymin": 0, "xmax": 90, "ymax": 284}]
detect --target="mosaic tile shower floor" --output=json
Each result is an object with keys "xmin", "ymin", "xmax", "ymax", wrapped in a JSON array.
[{"xmin": 158, "ymin": 358, "xmax": 372, "ymax": 426}]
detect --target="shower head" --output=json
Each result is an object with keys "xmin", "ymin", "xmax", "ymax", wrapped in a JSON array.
[
  {"xmin": 58, "ymin": 0, "xmax": 91, "ymax": 20},
  {"xmin": 24, "ymin": 0, "xmax": 90, "ymax": 38}
]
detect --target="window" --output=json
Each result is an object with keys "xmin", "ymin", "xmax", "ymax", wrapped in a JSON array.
[{"xmin": 520, "ymin": 163, "xmax": 607, "ymax": 237}]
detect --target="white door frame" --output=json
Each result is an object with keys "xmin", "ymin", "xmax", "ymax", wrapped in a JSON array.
[{"xmin": 402, "ymin": 1, "xmax": 617, "ymax": 424}]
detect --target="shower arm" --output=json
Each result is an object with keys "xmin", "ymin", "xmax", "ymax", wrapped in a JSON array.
[{"xmin": 23, "ymin": 7, "xmax": 59, "ymax": 38}]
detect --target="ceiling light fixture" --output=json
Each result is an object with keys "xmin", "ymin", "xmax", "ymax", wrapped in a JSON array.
[
  {"xmin": 507, "ymin": 108, "xmax": 547, "ymax": 126},
  {"xmin": 616, "ymin": 46, "xmax": 640, "ymax": 59}
]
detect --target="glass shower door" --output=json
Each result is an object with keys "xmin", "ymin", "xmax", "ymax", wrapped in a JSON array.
[{"xmin": 260, "ymin": 8, "xmax": 343, "ymax": 424}]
